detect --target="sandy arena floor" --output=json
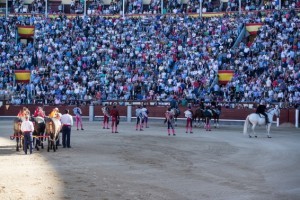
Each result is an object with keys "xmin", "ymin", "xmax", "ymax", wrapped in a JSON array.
[{"xmin": 0, "ymin": 119, "xmax": 300, "ymax": 200}]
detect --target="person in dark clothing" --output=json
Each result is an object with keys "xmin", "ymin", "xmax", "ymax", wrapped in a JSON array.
[
  {"xmin": 110, "ymin": 103, "xmax": 120, "ymax": 133},
  {"xmin": 256, "ymin": 101, "xmax": 269, "ymax": 125}
]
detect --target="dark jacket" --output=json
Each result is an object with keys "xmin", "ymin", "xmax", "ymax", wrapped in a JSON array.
[{"xmin": 256, "ymin": 105, "xmax": 266, "ymax": 114}]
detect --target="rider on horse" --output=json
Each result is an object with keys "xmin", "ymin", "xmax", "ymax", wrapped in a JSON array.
[
  {"xmin": 256, "ymin": 100, "xmax": 269, "ymax": 125},
  {"xmin": 33, "ymin": 107, "xmax": 45, "ymax": 118},
  {"xmin": 17, "ymin": 107, "xmax": 30, "ymax": 118},
  {"xmin": 49, "ymin": 107, "xmax": 61, "ymax": 119}
]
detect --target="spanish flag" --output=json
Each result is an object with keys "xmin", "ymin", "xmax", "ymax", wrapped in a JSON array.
[
  {"xmin": 15, "ymin": 70, "xmax": 31, "ymax": 83},
  {"xmin": 245, "ymin": 23, "xmax": 263, "ymax": 35},
  {"xmin": 218, "ymin": 70, "xmax": 234, "ymax": 85},
  {"xmin": 17, "ymin": 26, "xmax": 35, "ymax": 38}
]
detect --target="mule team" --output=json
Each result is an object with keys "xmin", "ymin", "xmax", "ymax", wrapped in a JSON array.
[{"xmin": 13, "ymin": 106, "xmax": 74, "ymax": 154}]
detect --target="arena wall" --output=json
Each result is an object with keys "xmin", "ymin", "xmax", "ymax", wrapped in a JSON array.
[{"xmin": 0, "ymin": 104, "xmax": 296, "ymax": 125}]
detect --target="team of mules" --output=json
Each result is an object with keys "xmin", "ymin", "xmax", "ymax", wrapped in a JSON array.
[
  {"xmin": 12, "ymin": 116, "xmax": 61, "ymax": 152},
  {"xmin": 192, "ymin": 106, "xmax": 221, "ymax": 129},
  {"xmin": 168, "ymin": 106, "xmax": 221, "ymax": 129}
]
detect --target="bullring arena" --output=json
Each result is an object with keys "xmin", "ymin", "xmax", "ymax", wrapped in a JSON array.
[{"xmin": 1, "ymin": 115, "xmax": 300, "ymax": 200}]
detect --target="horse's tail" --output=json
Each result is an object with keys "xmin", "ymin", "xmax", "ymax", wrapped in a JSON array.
[{"xmin": 243, "ymin": 115, "xmax": 250, "ymax": 135}]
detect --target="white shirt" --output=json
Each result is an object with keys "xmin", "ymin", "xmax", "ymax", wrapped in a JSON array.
[
  {"xmin": 21, "ymin": 120, "xmax": 34, "ymax": 132},
  {"xmin": 184, "ymin": 110, "xmax": 192, "ymax": 118},
  {"xmin": 60, "ymin": 114, "xmax": 74, "ymax": 126}
]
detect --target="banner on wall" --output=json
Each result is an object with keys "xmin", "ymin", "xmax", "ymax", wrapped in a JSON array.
[
  {"xmin": 15, "ymin": 70, "xmax": 31, "ymax": 83},
  {"xmin": 218, "ymin": 70, "xmax": 234, "ymax": 85},
  {"xmin": 17, "ymin": 26, "xmax": 35, "ymax": 38},
  {"xmin": 245, "ymin": 23, "xmax": 263, "ymax": 35}
]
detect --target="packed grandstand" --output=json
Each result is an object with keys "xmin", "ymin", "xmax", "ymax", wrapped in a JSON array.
[{"xmin": 0, "ymin": 0, "xmax": 299, "ymax": 108}]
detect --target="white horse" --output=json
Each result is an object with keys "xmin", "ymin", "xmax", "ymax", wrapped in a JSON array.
[{"xmin": 243, "ymin": 106, "xmax": 280, "ymax": 138}]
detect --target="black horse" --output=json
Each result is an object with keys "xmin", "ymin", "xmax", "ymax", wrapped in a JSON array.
[
  {"xmin": 12, "ymin": 117, "xmax": 24, "ymax": 151},
  {"xmin": 193, "ymin": 108, "xmax": 205, "ymax": 127},
  {"xmin": 31, "ymin": 117, "xmax": 46, "ymax": 150}
]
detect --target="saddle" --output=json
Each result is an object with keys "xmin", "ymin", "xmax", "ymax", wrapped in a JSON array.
[{"xmin": 35, "ymin": 116, "xmax": 45, "ymax": 124}]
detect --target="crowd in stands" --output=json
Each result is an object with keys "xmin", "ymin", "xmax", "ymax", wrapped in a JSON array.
[
  {"xmin": 0, "ymin": 8, "xmax": 299, "ymax": 108},
  {"xmin": 9, "ymin": 0, "xmax": 300, "ymax": 15}
]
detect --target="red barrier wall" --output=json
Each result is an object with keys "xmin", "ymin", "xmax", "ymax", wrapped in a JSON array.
[{"xmin": 0, "ymin": 105, "xmax": 296, "ymax": 125}]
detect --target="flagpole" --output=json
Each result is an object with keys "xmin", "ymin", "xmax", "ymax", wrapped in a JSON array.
[
  {"xmin": 199, "ymin": 0, "xmax": 202, "ymax": 18},
  {"xmin": 45, "ymin": 0, "xmax": 48, "ymax": 18},
  {"xmin": 84, "ymin": 0, "xmax": 86, "ymax": 16},
  {"xmin": 5, "ymin": 0, "xmax": 8, "ymax": 18},
  {"xmin": 122, "ymin": 0, "xmax": 125, "ymax": 18}
]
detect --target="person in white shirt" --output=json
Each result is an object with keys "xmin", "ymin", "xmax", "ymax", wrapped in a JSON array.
[
  {"xmin": 21, "ymin": 115, "xmax": 35, "ymax": 154},
  {"xmin": 141, "ymin": 105, "xmax": 149, "ymax": 128},
  {"xmin": 184, "ymin": 105, "xmax": 193, "ymax": 134},
  {"xmin": 60, "ymin": 109, "xmax": 74, "ymax": 148}
]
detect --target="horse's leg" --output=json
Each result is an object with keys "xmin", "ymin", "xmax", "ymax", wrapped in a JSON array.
[
  {"xmin": 251, "ymin": 123, "xmax": 257, "ymax": 138},
  {"xmin": 34, "ymin": 136, "xmax": 40, "ymax": 151},
  {"xmin": 41, "ymin": 131, "xmax": 46, "ymax": 149},
  {"xmin": 267, "ymin": 124, "xmax": 272, "ymax": 138},
  {"xmin": 47, "ymin": 138, "xmax": 50, "ymax": 152},
  {"xmin": 53, "ymin": 140, "xmax": 56, "ymax": 152},
  {"xmin": 214, "ymin": 117, "xmax": 217, "ymax": 128},
  {"xmin": 16, "ymin": 136, "xmax": 19, "ymax": 151}
]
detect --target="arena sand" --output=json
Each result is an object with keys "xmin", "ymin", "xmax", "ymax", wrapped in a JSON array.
[{"xmin": 0, "ymin": 119, "xmax": 300, "ymax": 200}]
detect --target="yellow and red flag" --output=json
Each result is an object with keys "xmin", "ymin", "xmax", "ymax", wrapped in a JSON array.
[
  {"xmin": 218, "ymin": 70, "xmax": 234, "ymax": 85},
  {"xmin": 245, "ymin": 23, "xmax": 263, "ymax": 35},
  {"xmin": 17, "ymin": 26, "xmax": 35, "ymax": 38},
  {"xmin": 15, "ymin": 70, "xmax": 31, "ymax": 83}
]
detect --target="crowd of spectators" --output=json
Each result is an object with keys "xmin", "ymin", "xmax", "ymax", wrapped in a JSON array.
[
  {"xmin": 9, "ymin": 0, "xmax": 300, "ymax": 15},
  {"xmin": 0, "ymin": 8, "xmax": 299, "ymax": 108}
]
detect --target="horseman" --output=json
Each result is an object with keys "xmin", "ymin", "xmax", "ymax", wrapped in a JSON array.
[
  {"xmin": 49, "ymin": 107, "xmax": 61, "ymax": 120},
  {"xmin": 33, "ymin": 106, "xmax": 45, "ymax": 118},
  {"xmin": 101, "ymin": 103, "xmax": 110, "ymax": 129},
  {"xmin": 256, "ymin": 100, "xmax": 269, "ymax": 125},
  {"xmin": 199, "ymin": 100, "xmax": 205, "ymax": 110},
  {"xmin": 170, "ymin": 95, "xmax": 179, "ymax": 112},
  {"xmin": 184, "ymin": 104, "xmax": 193, "ymax": 134},
  {"xmin": 17, "ymin": 107, "xmax": 30, "ymax": 118}
]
